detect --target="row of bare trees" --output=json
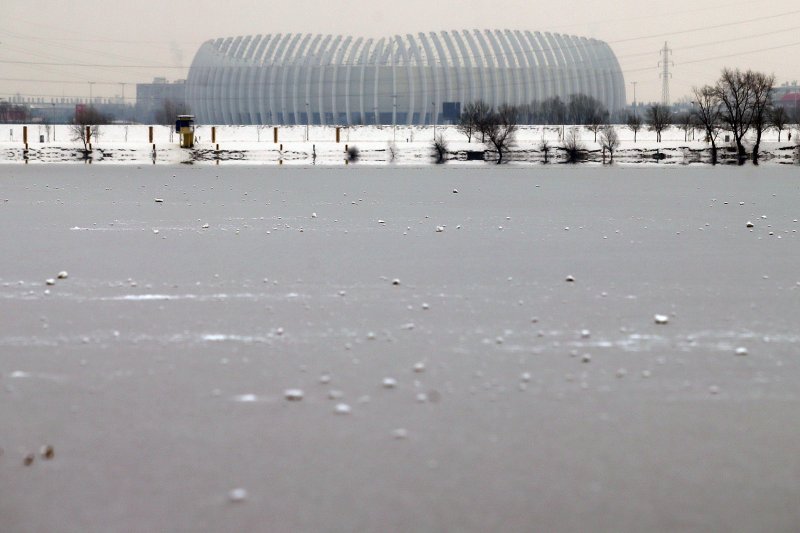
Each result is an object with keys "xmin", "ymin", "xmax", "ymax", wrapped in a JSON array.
[
  {"xmin": 692, "ymin": 69, "xmax": 776, "ymax": 163},
  {"xmin": 624, "ymin": 105, "xmax": 672, "ymax": 143},
  {"xmin": 68, "ymin": 99, "xmax": 193, "ymax": 151},
  {"xmin": 458, "ymin": 94, "xmax": 609, "ymax": 136},
  {"xmin": 457, "ymin": 102, "xmax": 519, "ymax": 163},
  {"xmin": 456, "ymin": 96, "xmax": 615, "ymax": 163}
]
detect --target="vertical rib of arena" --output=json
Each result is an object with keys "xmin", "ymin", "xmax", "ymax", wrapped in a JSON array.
[{"xmin": 186, "ymin": 30, "xmax": 626, "ymax": 125}]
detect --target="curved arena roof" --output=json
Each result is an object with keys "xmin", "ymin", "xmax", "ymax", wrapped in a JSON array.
[{"xmin": 186, "ymin": 30, "xmax": 626, "ymax": 126}]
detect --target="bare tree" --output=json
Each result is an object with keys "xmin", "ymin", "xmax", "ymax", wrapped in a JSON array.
[
  {"xmin": 626, "ymin": 113, "xmax": 643, "ymax": 143},
  {"xmin": 599, "ymin": 125, "xmax": 620, "ymax": 162},
  {"xmin": 715, "ymin": 68, "xmax": 756, "ymax": 159},
  {"xmin": 456, "ymin": 100, "xmax": 490, "ymax": 142},
  {"xmin": 749, "ymin": 71, "xmax": 775, "ymax": 162},
  {"xmin": 484, "ymin": 105, "xmax": 518, "ymax": 164},
  {"xmin": 587, "ymin": 111, "xmax": 606, "ymax": 142},
  {"xmin": 516, "ymin": 102, "xmax": 535, "ymax": 125},
  {"xmin": 795, "ymin": 125, "xmax": 800, "ymax": 163},
  {"xmin": 769, "ymin": 107, "xmax": 788, "ymax": 142},
  {"xmin": 567, "ymin": 94, "xmax": 608, "ymax": 126},
  {"xmin": 692, "ymin": 85, "xmax": 723, "ymax": 164},
  {"xmin": 538, "ymin": 138, "xmax": 552, "ymax": 164},
  {"xmin": 456, "ymin": 107, "xmax": 476, "ymax": 143},
  {"xmin": 538, "ymin": 96, "xmax": 567, "ymax": 125},
  {"xmin": 457, "ymin": 101, "xmax": 488, "ymax": 142},
  {"xmin": 471, "ymin": 101, "xmax": 493, "ymax": 143},
  {"xmin": 562, "ymin": 127, "xmax": 586, "ymax": 163},
  {"xmin": 346, "ymin": 145, "xmax": 360, "ymax": 163},
  {"xmin": 70, "ymin": 106, "xmax": 107, "ymax": 152},
  {"xmin": 431, "ymin": 134, "xmax": 448, "ymax": 164},
  {"xmin": 646, "ymin": 104, "xmax": 671, "ymax": 142},
  {"xmin": 674, "ymin": 112, "xmax": 695, "ymax": 142}
]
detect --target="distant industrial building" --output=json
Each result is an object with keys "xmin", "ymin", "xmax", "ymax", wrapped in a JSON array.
[
  {"xmin": 134, "ymin": 78, "xmax": 188, "ymax": 123},
  {"xmin": 1, "ymin": 94, "xmax": 129, "ymax": 124},
  {"xmin": 774, "ymin": 81, "xmax": 799, "ymax": 116},
  {"xmin": 186, "ymin": 30, "xmax": 626, "ymax": 125}
]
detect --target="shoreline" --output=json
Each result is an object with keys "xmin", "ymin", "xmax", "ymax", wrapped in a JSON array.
[{"xmin": 1, "ymin": 123, "xmax": 797, "ymax": 165}]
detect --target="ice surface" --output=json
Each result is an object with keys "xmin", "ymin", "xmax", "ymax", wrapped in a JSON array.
[{"xmin": 0, "ymin": 165, "xmax": 799, "ymax": 532}]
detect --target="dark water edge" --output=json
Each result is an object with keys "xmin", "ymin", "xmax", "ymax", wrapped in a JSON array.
[{"xmin": 2, "ymin": 144, "xmax": 800, "ymax": 166}]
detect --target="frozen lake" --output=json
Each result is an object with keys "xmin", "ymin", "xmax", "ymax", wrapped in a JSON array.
[{"xmin": 1, "ymin": 164, "xmax": 799, "ymax": 532}]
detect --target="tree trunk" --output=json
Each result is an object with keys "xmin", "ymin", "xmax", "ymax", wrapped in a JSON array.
[
  {"xmin": 735, "ymin": 134, "xmax": 747, "ymax": 158},
  {"xmin": 753, "ymin": 129, "xmax": 763, "ymax": 163}
]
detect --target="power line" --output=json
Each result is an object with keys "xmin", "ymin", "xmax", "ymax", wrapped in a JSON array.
[
  {"xmin": 3, "ymin": 37, "xmax": 799, "ymax": 104},
  {"xmin": 3, "ymin": 22, "xmax": 799, "ymax": 86},
  {"xmin": 609, "ymin": 8, "xmax": 800, "ymax": 44},
  {"xmin": 2, "ymin": 9, "xmax": 799, "ymax": 72},
  {"xmin": 0, "ymin": 59, "xmax": 188, "ymax": 69},
  {"xmin": 681, "ymin": 41, "xmax": 800, "ymax": 65},
  {"xmin": 0, "ymin": 28, "xmax": 182, "ymax": 67},
  {"xmin": 623, "ymin": 40, "xmax": 800, "ymax": 74}
]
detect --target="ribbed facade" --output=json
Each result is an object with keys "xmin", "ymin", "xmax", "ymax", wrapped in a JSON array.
[{"xmin": 186, "ymin": 30, "xmax": 626, "ymax": 125}]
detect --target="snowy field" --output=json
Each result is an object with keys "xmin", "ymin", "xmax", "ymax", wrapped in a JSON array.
[
  {"xmin": 1, "ymin": 164, "xmax": 799, "ymax": 532},
  {"xmin": 1, "ymin": 123, "xmax": 799, "ymax": 165}
]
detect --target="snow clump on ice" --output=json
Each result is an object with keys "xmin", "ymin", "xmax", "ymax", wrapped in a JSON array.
[
  {"xmin": 228, "ymin": 488, "xmax": 248, "ymax": 502},
  {"xmin": 284, "ymin": 389, "xmax": 304, "ymax": 401}
]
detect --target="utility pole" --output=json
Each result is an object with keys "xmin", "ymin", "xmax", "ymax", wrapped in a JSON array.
[
  {"xmin": 432, "ymin": 101, "xmax": 436, "ymax": 139},
  {"xmin": 630, "ymin": 81, "xmax": 638, "ymax": 117},
  {"xmin": 391, "ymin": 42, "xmax": 397, "ymax": 142},
  {"xmin": 119, "ymin": 83, "xmax": 126, "ymax": 122},
  {"xmin": 658, "ymin": 42, "xmax": 673, "ymax": 106}
]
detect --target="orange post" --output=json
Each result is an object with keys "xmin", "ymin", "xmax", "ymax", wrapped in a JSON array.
[
  {"xmin": 211, "ymin": 127, "xmax": 216, "ymax": 144},
  {"xmin": 273, "ymin": 127, "xmax": 278, "ymax": 143}
]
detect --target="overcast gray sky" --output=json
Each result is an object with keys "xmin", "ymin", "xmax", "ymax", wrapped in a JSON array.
[{"xmin": 2, "ymin": 0, "xmax": 798, "ymax": 105}]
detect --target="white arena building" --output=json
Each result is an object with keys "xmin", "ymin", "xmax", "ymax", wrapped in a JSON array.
[{"xmin": 185, "ymin": 30, "xmax": 626, "ymax": 125}]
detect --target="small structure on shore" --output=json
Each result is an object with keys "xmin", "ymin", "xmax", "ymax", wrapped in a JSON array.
[{"xmin": 175, "ymin": 115, "xmax": 195, "ymax": 148}]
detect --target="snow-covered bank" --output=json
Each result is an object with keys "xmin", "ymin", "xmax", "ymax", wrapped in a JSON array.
[{"xmin": 2, "ymin": 124, "xmax": 798, "ymax": 165}]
